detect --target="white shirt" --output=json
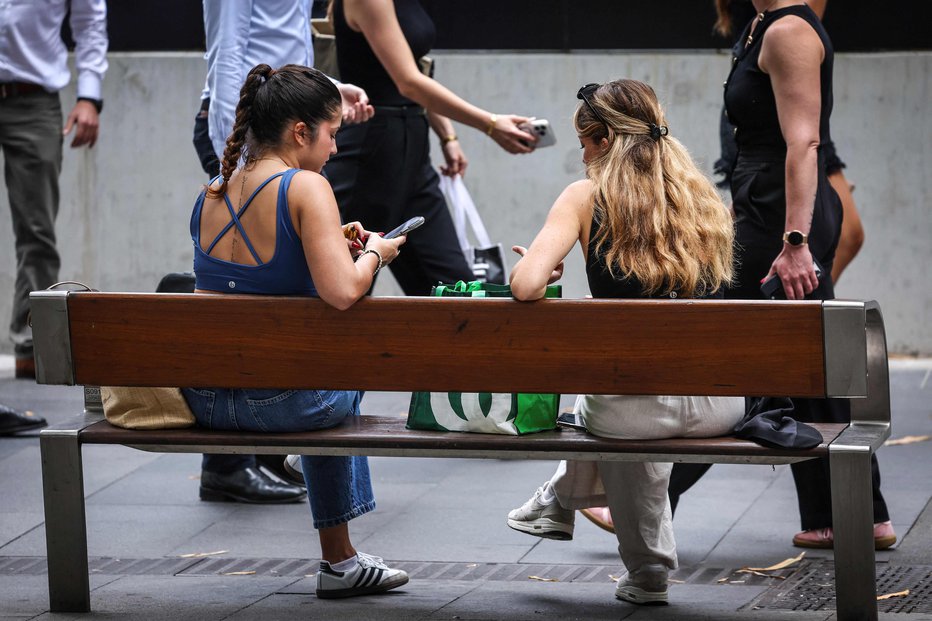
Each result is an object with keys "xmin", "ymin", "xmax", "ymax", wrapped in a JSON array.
[
  {"xmin": 203, "ymin": 0, "xmax": 315, "ymax": 160},
  {"xmin": 0, "ymin": 0, "xmax": 108, "ymax": 99}
]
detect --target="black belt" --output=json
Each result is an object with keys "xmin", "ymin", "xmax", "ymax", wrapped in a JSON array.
[
  {"xmin": 372, "ymin": 104, "xmax": 425, "ymax": 117},
  {"xmin": 0, "ymin": 82, "xmax": 47, "ymax": 98}
]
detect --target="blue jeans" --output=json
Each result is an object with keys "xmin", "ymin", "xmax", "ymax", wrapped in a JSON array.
[{"xmin": 181, "ymin": 387, "xmax": 375, "ymax": 529}]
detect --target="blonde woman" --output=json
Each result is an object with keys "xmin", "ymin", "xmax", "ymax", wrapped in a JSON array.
[{"xmin": 505, "ymin": 80, "xmax": 743, "ymax": 606}]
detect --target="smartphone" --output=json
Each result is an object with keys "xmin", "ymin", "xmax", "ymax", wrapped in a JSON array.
[
  {"xmin": 556, "ymin": 411, "xmax": 587, "ymax": 431},
  {"xmin": 383, "ymin": 216, "xmax": 425, "ymax": 239},
  {"xmin": 519, "ymin": 119, "xmax": 557, "ymax": 148},
  {"xmin": 760, "ymin": 258, "xmax": 825, "ymax": 299}
]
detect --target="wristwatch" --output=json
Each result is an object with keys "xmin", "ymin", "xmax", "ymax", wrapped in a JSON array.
[{"xmin": 782, "ymin": 230, "xmax": 808, "ymax": 246}]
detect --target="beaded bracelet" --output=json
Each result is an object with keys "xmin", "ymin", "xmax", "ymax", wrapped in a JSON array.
[{"xmin": 360, "ymin": 248, "xmax": 383, "ymax": 275}]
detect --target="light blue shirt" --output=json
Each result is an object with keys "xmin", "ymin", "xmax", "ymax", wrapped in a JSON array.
[
  {"xmin": 202, "ymin": 0, "xmax": 314, "ymax": 160},
  {"xmin": 0, "ymin": 0, "xmax": 108, "ymax": 99}
]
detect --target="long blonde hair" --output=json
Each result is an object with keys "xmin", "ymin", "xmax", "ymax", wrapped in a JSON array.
[{"xmin": 576, "ymin": 79, "xmax": 734, "ymax": 298}]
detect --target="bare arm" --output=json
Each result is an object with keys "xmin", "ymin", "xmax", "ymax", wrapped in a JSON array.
[
  {"xmin": 428, "ymin": 111, "xmax": 467, "ymax": 176},
  {"xmin": 759, "ymin": 15, "xmax": 824, "ymax": 299},
  {"xmin": 343, "ymin": 0, "xmax": 535, "ymax": 153},
  {"xmin": 290, "ymin": 172, "xmax": 405, "ymax": 310},
  {"xmin": 510, "ymin": 181, "xmax": 590, "ymax": 301}
]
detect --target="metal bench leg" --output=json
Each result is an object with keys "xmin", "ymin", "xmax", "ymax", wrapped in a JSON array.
[
  {"xmin": 830, "ymin": 446, "xmax": 877, "ymax": 621},
  {"xmin": 40, "ymin": 430, "xmax": 90, "ymax": 612}
]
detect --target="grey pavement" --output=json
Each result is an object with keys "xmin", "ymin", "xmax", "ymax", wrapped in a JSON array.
[{"xmin": 0, "ymin": 356, "xmax": 930, "ymax": 620}]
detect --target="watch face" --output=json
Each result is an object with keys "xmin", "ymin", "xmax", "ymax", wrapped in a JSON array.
[{"xmin": 787, "ymin": 231, "xmax": 805, "ymax": 245}]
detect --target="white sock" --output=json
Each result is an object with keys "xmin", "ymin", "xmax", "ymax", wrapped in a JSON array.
[
  {"xmin": 329, "ymin": 554, "xmax": 359, "ymax": 572},
  {"xmin": 539, "ymin": 482, "xmax": 556, "ymax": 504}
]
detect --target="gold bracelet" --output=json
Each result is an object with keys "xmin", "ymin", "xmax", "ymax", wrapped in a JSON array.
[
  {"xmin": 440, "ymin": 134, "xmax": 457, "ymax": 145},
  {"xmin": 486, "ymin": 114, "xmax": 498, "ymax": 136},
  {"xmin": 360, "ymin": 248, "xmax": 383, "ymax": 275}
]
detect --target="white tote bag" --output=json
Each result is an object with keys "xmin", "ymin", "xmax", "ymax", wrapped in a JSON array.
[{"xmin": 439, "ymin": 175, "xmax": 506, "ymax": 284}]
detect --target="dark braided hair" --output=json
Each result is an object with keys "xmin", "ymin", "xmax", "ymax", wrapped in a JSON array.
[{"xmin": 207, "ymin": 63, "xmax": 341, "ymax": 198}]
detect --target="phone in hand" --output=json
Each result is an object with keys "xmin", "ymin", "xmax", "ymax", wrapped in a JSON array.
[
  {"xmin": 383, "ymin": 216, "xmax": 425, "ymax": 239},
  {"xmin": 519, "ymin": 119, "xmax": 557, "ymax": 148},
  {"xmin": 760, "ymin": 258, "xmax": 825, "ymax": 299}
]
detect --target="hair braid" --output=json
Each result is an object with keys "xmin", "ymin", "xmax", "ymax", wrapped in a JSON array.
[{"xmin": 206, "ymin": 64, "xmax": 274, "ymax": 199}]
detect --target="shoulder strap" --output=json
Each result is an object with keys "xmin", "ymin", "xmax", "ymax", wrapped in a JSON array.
[{"xmin": 204, "ymin": 171, "xmax": 287, "ymax": 265}]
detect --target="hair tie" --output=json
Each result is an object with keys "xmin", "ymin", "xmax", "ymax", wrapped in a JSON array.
[
  {"xmin": 649, "ymin": 123, "xmax": 669, "ymax": 140},
  {"xmin": 267, "ymin": 68, "xmax": 277, "ymax": 79}
]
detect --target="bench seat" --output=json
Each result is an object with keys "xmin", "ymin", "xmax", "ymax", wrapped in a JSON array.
[{"xmin": 74, "ymin": 417, "xmax": 848, "ymax": 463}]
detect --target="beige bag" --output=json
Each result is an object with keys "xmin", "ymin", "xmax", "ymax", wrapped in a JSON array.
[{"xmin": 101, "ymin": 387, "xmax": 196, "ymax": 430}]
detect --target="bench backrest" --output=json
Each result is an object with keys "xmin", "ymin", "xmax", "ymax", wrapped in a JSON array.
[{"xmin": 30, "ymin": 292, "xmax": 878, "ymax": 404}]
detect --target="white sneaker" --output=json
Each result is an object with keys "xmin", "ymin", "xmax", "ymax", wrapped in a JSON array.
[
  {"xmin": 506, "ymin": 483, "xmax": 575, "ymax": 540},
  {"xmin": 615, "ymin": 564, "xmax": 669, "ymax": 605},
  {"xmin": 316, "ymin": 552, "xmax": 409, "ymax": 599},
  {"xmin": 284, "ymin": 454, "xmax": 302, "ymax": 480}
]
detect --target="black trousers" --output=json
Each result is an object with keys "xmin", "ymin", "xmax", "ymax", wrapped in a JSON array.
[
  {"xmin": 324, "ymin": 107, "xmax": 472, "ymax": 296},
  {"xmin": 670, "ymin": 151, "xmax": 889, "ymax": 530}
]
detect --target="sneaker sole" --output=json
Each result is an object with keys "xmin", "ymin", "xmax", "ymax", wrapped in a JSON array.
[
  {"xmin": 506, "ymin": 517, "xmax": 573, "ymax": 541},
  {"xmin": 615, "ymin": 585, "xmax": 668, "ymax": 605},
  {"xmin": 316, "ymin": 573, "xmax": 409, "ymax": 599}
]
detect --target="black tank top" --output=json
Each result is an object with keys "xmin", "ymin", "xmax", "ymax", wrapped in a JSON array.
[
  {"xmin": 585, "ymin": 215, "xmax": 723, "ymax": 300},
  {"xmin": 723, "ymin": 5, "xmax": 833, "ymax": 153},
  {"xmin": 333, "ymin": 0, "xmax": 435, "ymax": 106}
]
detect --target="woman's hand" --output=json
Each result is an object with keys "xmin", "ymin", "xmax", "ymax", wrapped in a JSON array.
[
  {"xmin": 766, "ymin": 244, "xmax": 819, "ymax": 300},
  {"xmin": 512, "ymin": 245, "xmax": 563, "ymax": 284},
  {"xmin": 337, "ymin": 83, "xmax": 375, "ymax": 124},
  {"xmin": 490, "ymin": 115, "xmax": 537, "ymax": 154},
  {"xmin": 342, "ymin": 221, "xmax": 367, "ymax": 256},
  {"xmin": 363, "ymin": 229, "xmax": 406, "ymax": 265},
  {"xmin": 440, "ymin": 139, "xmax": 468, "ymax": 177}
]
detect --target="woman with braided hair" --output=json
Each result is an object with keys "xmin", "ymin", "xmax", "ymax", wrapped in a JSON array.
[
  {"xmin": 182, "ymin": 63, "xmax": 409, "ymax": 599},
  {"xmin": 504, "ymin": 79, "xmax": 743, "ymax": 606}
]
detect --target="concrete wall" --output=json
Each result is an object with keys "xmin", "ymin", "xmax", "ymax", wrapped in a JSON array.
[{"xmin": 1, "ymin": 51, "xmax": 928, "ymax": 353}]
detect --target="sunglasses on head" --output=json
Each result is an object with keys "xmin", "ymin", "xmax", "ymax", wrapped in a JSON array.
[{"xmin": 577, "ymin": 83, "xmax": 609, "ymax": 127}]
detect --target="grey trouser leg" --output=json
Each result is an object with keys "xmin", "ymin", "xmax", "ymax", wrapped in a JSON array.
[
  {"xmin": 0, "ymin": 91, "xmax": 63, "ymax": 353},
  {"xmin": 598, "ymin": 460, "xmax": 677, "ymax": 572}
]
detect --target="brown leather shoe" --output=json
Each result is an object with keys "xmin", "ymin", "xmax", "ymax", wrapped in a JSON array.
[{"xmin": 14, "ymin": 356, "xmax": 35, "ymax": 379}]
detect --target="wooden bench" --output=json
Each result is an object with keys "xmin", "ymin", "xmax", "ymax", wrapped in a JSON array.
[{"xmin": 29, "ymin": 291, "xmax": 891, "ymax": 620}]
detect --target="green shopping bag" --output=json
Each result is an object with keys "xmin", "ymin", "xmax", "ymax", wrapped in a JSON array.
[{"xmin": 405, "ymin": 281, "xmax": 561, "ymax": 435}]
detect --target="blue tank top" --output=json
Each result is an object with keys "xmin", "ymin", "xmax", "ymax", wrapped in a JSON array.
[{"xmin": 190, "ymin": 169, "xmax": 317, "ymax": 296}]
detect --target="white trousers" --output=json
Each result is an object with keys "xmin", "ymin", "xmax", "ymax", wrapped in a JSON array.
[{"xmin": 550, "ymin": 394, "xmax": 744, "ymax": 572}]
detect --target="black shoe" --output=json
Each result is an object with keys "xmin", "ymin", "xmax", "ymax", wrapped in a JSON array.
[
  {"xmin": 0, "ymin": 403, "xmax": 47, "ymax": 435},
  {"xmin": 200, "ymin": 466, "xmax": 307, "ymax": 504},
  {"xmin": 255, "ymin": 454, "xmax": 305, "ymax": 486}
]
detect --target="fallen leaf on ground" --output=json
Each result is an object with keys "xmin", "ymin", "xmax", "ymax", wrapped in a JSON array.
[
  {"xmin": 221, "ymin": 570, "xmax": 255, "ymax": 576},
  {"xmin": 178, "ymin": 550, "xmax": 228, "ymax": 558},
  {"xmin": 737, "ymin": 569, "xmax": 787, "ymax": 579},
  {"xmin": 729, "ymin": 580, "xmax": 746, "ymax": 584},
  {"xmin": 717, "ymin": 577, "xmax": 729, "ymax": 584},
  {"xmin": 884, "ymin": 435, "xmax": 930, "ymax": 447},
  {"xmin": 742, "ymin": 551, "xmax": 805, "ymax": 572},
  {"xmin": 304, "ymin": 573, "xmax": 316, "ymax": 578},
  {"xmin": 877, "ymin": 589, "xmax": 909, "ymax": 600},
  {"xmin": 608, "ymin": 575, "xmax": 620, "ymax": 583},
  {"xmin": 466, "ymin": 563, "xmax": 478, "ymax": 568},
  {"xmin": 667, "ymin": 579, "xmax": 685, "ymax": 584},
  {"xmin": 528, "ymin": 575, "xmax": 557, "ymax": 582}
]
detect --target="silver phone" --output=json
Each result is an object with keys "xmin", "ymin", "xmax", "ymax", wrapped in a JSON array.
[{"xmin": 520, "ymin": 118, "xmax": 557, "ymax": 148}]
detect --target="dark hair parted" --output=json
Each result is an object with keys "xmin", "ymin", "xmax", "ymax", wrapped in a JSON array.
[{"xmin": 207, "ymin": 64, "xmax": 341, "ymax": 198}]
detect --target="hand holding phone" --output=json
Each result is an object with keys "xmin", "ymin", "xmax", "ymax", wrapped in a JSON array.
[
  {"xmin": 518, "ymin": 119, "xmax": 557, "ymax": 148},
  {"xmin": 760, "ymin": 258, "xmax": 825, "ymax": 299}
]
